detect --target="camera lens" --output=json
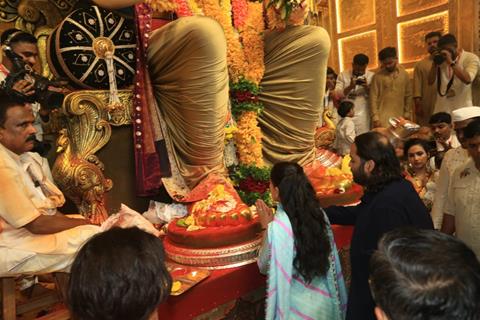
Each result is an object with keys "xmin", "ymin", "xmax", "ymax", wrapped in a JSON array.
[{"xmin": 433, "ymin": 54, "xmax": 445, "ymax": 65}]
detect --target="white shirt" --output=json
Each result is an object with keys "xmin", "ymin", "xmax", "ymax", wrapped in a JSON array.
[
  {"xmin": 434, "ymin": 51, "xmax": 480, "ymax": 114},
  {"xmin": 445, "ymin": 159, "xmax": 480, "ymax": 258},
  {"xmin": 0, "ymin": 64, "xmax": 44, "ymax": 141},
  {"xmin": 334, "ymin": 117, "xmax": 355, "ymax": 156},
  {"xmin": 431, "ymin": 147, "xmax": 469, "ymax": 229},
  {"xmin": 436, "ymin": 133, "xmax": 461, "ymax": 152},
  {"xmin": 334, "ymin": 70, "xmax": 374, "ymax": 134},
  {"xmin": 0, "ymin": 143, "xmax": 99, "ymax": 275}
]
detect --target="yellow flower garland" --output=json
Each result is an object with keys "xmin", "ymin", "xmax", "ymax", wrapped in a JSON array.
[{"xmin": 235, "ymin": 111, "xmax": 264, "ymax": 166}]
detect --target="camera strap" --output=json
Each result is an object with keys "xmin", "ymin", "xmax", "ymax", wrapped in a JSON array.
[{"xmin": 437, "ymin": 66, "xmax": 454, "ymax": 97}]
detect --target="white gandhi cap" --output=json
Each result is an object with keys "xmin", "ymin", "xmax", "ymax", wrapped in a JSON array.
[{"xmin": 452, "ymin": 106, "xmax": 480, "ymax": 122}]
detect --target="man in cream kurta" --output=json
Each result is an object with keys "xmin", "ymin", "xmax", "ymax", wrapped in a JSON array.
[
  {"xmin": 370, "ymin": 47, "xmax": 412, "ymax": 128},
  {"xmin": 433, "ymin": 107, "xmax": 480, "ymax": 229},
  {"xmin": 413, "ymin": 32, "xmax": 441, "ymax": 125},
  {"xmin": 444, "ymin": 158, "xmax": 480, "ymax": 258},
  {"xmin": 0, "ymin": 97, "xmax": 99, "ymax": 276}
]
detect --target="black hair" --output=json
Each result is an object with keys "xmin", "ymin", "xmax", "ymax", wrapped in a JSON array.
[
  {"xmin": 1, "ymin": 28, "xmax": 37, "ymax": 46},
  {"xmin": 354, "ymin": 131, "xmax": 402, "ymax": 192},
  {"xmin": 327, "ymin": 66, "xmax": 337, "ymax": 78},
  {"xmin": 429, "ymin": 112, "xmax": 452, "ymax": 125},
  {"xmin": 370, "ymin": 228, "xmax": 480, "ymax": 320},
  {"xmin": 464, "ymin": 118, "xmax": 480, "ymax": 140},
  {"xmin": 68, "ymin": 227, "xmax": 172, "ymax": 320},
  {"xmin": 438, "ymin": 33, "xmax": 457, "ymax": 48},
  {"xmin": 425, "ymin": 31, "xmax": 442, "ymax": 42},
  {"xmin": 0, "ymin": 90, "xmax": 26, "ymax": 127},
  {"xmin": 270, "ymin": 162, "xmax": 331, "ymax": 283},
  {"xmin": 353, "ymin": 53, "xmax": 369, "ymax": 65},
  {"xmin": 404, "ymin": 138, "xmax": 432, "ymax": 157},
  {"xmin": 338, "ymin": 100, "xmax": 354, "ymax": 118},
  {"xmin": 378, "ymin": 47, "xmax": 397, "ymax": 61}
]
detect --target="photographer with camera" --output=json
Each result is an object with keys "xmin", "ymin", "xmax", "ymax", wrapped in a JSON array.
[
  {"xmin": 0, "ymin": 29, "xmax": 44, "ymax": 141},
  {"xmin": 335, "ymin": 53, "xmax": 374, "ymax": 134},
  {"xmin": 428, "ymin": 33, "xmax": 480, "ymax": 114}
]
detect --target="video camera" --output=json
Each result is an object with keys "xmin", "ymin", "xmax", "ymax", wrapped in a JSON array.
[{"xmin": 1, "ymin": 46, "xmax": 65, "ymax": 109}]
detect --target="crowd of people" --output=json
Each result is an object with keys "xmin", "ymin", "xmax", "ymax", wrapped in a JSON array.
[{"xmin": 0, "ymin": 6, "xmax": 480, "ymax": 320}]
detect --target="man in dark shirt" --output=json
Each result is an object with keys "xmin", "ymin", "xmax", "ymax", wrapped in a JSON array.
[{"xmin": 326, "ymin": 131, "xmax": 433, "ymax": 320}]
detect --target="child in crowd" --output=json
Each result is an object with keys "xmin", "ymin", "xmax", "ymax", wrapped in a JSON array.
[{"xmin": 334, "ymin": 100, "xmax": 356, "ymax": 155}]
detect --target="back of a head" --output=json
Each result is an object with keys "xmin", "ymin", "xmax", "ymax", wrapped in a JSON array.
[
  {"xmin": 378, "ymin": 47, "xmax": 397, "ymax": 61},
  {"xmin": 429, "ymin": 112, "xmax": 452, "ymax": 125},
  {"xmin": 1, "ymin": 28, "xmax": 37, "ymax": 46},
  {"xmin": 353, "ymin": 53, "xmax": 369, "ymax": 66},
  {"xmin": 338, "ymin": 100, "xmax": 354, "ymax": 118},
  {"xmin": 370, "ymin": 228, "xmax": 480, "ymax": 320},
  {"xmin": 68, "ymin": 227, "xmax": 172, "ymax": 320},
  {"xmin": 270, "ymin": 162, "xmax": 331, "ymax": 282},
  {"xmin": 354, "ymin": 132, "xmax": 402, "ymax": 191}
]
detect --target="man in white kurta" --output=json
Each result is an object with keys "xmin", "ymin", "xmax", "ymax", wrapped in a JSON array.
[
  {"xmin": 432, "ymin": 107, "xmax": 480, "ymax": 229},
  {"xmin": 443, "ymin": 118, "xmax": 480, "ymax": 258},
  {"xmin": 335, "ymin": 54, "xmax": 374, "ymax": 134},
  {"xmin": 0, "ymin": 98, "xmax": 99, "ymax": 276},
  {"xmin": 431, "ymin": 34, "xmax": 480, "ymax": 114}
]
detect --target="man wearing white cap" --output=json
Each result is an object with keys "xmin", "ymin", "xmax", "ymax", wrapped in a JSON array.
[
  {"xmin": 442, "ymin": 118, "xmax": 480, "ymax": 257},
  {"xmin": 431, "ymin": 106, "xmax": 480, "ymax": 229}
]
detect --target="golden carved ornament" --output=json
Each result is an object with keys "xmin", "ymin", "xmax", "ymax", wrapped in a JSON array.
[
  {"xmin": 315, "ymin": 108, "xmax": 336, "ymax": 148},
  {"xmin": 92, "ymin": 37, "xmax": 115, "ymax": 59},
  {"xmin": 52, "ymin": 90, "xmax": 133, "ymax": 224}
]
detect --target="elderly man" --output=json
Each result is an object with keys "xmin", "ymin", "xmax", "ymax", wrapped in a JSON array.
[
  {"xmin": 326, "ymin": 131, "xmax": 433, "ymax": 320},
  {"xmin": 0, "ymin": 92, "xmax": 99, "ymax": 276},
  {"xmin": 431, "ymin": 106, "xmax": 480, "ymax": 229},
  {"xmin": 442, "ymin": 118, "xmax": 480, "ymax": 258}
]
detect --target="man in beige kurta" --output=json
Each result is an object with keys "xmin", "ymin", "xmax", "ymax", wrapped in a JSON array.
[
  {"xmin": 413, "ymin": 32, "xmax": 441, "ymax": 125},
  {"xmin": 370, "ymin": 47, "xmax": 412, "ymax": 128}
]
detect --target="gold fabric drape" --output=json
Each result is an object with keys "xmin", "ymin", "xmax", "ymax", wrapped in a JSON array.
[
  {"xmin": 147, "ymin": 16, "xmax": 229, "ymax": 189},
  {"xmin": 259, "ymin": 25, "xmax": 331, "ymax": 165}
]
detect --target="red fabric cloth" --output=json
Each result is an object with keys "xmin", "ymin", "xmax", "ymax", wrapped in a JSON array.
[{"xmin": 157, "ymin": 225, "xmax": 354, "ymax": 319}]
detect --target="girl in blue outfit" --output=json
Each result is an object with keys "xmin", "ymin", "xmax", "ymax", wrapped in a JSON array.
[{"xmin": 257, "ymin": 162, "xmax": 347, "ymax": 320}]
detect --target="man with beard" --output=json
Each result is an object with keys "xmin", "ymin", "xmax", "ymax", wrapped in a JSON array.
[
  {"xmin": 323, "ymin": 67, "xmax": 339, "ymax": 126},
  {"xmin": 0, "ymin": 92, "xmax": 99, "ymax": 276},
  {"xmin": 429, "ymin": 33, "xmax": 480, "ymax": 114},
  {"xmin": 325, "ymin": 131, "xmax": 433, "ymax": 320},
  {"xmin": 413, "ymin": 32, "xmax": 441, "ymax": 125},
  {"xmin": 370, "ymin": 47, "xmax": 413, "ymax": 128}
]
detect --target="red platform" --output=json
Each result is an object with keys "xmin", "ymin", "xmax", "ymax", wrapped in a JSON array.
[{"xmin": 157, "ymin": 225, "xmax": 354, "ymax": 319}]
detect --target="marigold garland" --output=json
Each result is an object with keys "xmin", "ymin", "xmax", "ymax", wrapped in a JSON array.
[
  {"xmin": 199, "ymin": 0, "xmax": 247, "ymax": 83},
  {"xmin": 232, "ymin": 0, "xmax": 248, "ymax": 29},
  {"xmin": 242, "ymin": 2, "xmax": 265, "ymax": 84},
  {"xmin": 234, "ymin": 111, "xmax": 264, "ymax": 166}
]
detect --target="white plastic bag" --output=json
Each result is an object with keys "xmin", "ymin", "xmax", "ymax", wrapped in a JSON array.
[{"xmin": 142, "ymin": 201, "xmax": 188, "ymax": 224}]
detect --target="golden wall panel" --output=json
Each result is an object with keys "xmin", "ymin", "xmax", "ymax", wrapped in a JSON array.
[
  {"xmin": 336, "ymin": 0, "xmax": 375, "ymax": 33},
  {"xmin": 396, "ymin": 0, "xmax": 447, "ymax": 17},
  {"xmin": 338, "ymin": 31, "xmax": 378, "ymax": 71},
  {"xmin": 397, "ymin": 11, "xmax": 449, "ymax": 64}
]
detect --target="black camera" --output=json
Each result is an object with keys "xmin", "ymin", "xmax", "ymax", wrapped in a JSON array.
[
  {"xmin": 354, "ymin": 76, "xmax": 367, "ymax": 85},
  {"xmin": 432, "ymin": 48, "xmax": 455, "ymax": 66},
  {"xmin": 1, "ymin": 46, "xmax": 65, "ymax": 109}
]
